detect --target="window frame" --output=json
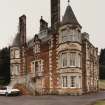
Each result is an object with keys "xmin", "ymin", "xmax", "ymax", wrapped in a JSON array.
[
  {"xmin": 31, "ymin": 60, "xmax": 42, "ymax": 76},
  {"xmin": 61, "ymin": 75, "xmax": 81, "ymax": 88},
  {"xmin": 60, "ymin": 52, "xmax": 81, "ymax": 68},
  {"xmin": 62, "ymin": 53, "xmax": 68, "ymax": 68},
  {"xmin": 15, "ymin": 49, "xmax": 20, "ymax": 58},
  {"xmin": 59, "ymin": 28, "xmax": 81, "ymax": 44},
  {"xmin": 70, "ymin": 76, "xmax": 76, "ymax": 88}
]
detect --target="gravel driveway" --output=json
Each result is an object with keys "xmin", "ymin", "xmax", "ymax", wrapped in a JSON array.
[{"xmin": 0, "ymin": 91, "xmax": 105, "ymax": 105}]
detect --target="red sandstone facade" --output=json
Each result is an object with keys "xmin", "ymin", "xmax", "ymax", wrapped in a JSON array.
[{"xmin": 10, "ymin": 0, "xmax": 99, "ymax": 95}]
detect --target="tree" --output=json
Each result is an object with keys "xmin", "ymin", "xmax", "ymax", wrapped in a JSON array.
[
  {"xmin": 0, "ymin": 47, "xmax": 10, "ymax": 85},
  {"xmin": 99, "ymin": 49, "xmax": 105, "ymax": 79}
]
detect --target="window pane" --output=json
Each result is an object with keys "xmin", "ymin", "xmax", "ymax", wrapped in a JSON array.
[
  {"xmin": 71, "ymin": 76, "xmax": 76, "ymax": 87},
  {"xmin": 69, "ymin": 35, "xmax": 73, "ymax": 41},
  {"xmin": 70, "ymin": 53, "xmax": 76, "ymax": 67},
  {"xmin": 15, "ymin": 64, "xmax": 20, "ymax": 75},
  {"xmin": 62, "ymin": 53, "xmax": 67, "ymax": 67},
  {"xmin": 78, "ymin": 54, "xmax": 81, "ymax": 67},
  {"xmin": 35, "ymin": 62, "xmax": 39, "ymax": 71},
  {"xmin": 15, "ymin": 50, "xmax": 20, "ymax": 58},
  {"xmin": 11, "ymin": 50, "xmax": 14, "ymax": 58},
  {"xmin": 62, "ymin": 76, "xmax": 68, "ymax": 87}
]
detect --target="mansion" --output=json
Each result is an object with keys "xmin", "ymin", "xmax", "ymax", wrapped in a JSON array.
[{"xmin": 10, "ymin": 0, "xmax": 99, "ymax": 95}]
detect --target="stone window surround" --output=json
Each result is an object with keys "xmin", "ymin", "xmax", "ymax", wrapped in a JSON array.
[
  {"xmin": 10, "ymin": 48, "xmax": 20, "ymax": 59},
  {"xmin": 59, "ymin": 51, "xmax": 81, "ymax": 68},
  {"xmin": 11, "ymin": 64, "xmax": 20, "ymax": 76},
  {"xmin": 61, "ymin": 75, "xmax": 81, "ymax": 88},
  {"xmin": 59, "ymin": 28, "xmax": 81, "ymax": 44},
  {"xmin": 31, "ymin": 60, "xmax": 43, "ymax": 75}
]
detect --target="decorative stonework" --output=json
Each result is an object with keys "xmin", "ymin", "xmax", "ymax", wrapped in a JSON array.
[{"xmin": 10, "ymin": 0, "xmax": 99, "ymax": 95}]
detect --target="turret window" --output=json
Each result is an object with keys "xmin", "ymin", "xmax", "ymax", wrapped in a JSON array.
[
  {"xmin": 10, "ymin": 49, "xmax": 20, "ymax": 59},
  {"xmin": 11, "ymin": 64, "xmax": 20, "ymax": 76},
  {"xmin": 59, "ymin": 29, "xmax": 81, "ymax": 43},
  {"xmin": 11, "ymin": 49, "xmax": 14, "ymax": 58},
  {"xmin": 15, "ymin": 50, "xmax": 20, "ymax": 58}
]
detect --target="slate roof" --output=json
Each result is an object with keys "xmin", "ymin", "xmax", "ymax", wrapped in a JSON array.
[
  {"xmin": 62, "ymin": 5, "xmax": 81, "ymax": 27},
  {"xmin": 12, "ymin": 33, "xmax": 21, "ymax": 47},
  {"xmin": 27, "ymin": 27, "xmax": 52, "ymax": 48}
]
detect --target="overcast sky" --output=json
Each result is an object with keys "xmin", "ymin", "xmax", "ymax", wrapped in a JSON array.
[{"xmin": 0, "ymin": 0, "xmax": 104, "ymax": 51}]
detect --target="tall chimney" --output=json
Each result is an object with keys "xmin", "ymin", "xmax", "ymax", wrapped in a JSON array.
[
  {"xmin": 19, "ymin": 15, "xmax": 26, "ymax": 46},
  {"xmin": 51, "ymin": 0, "xmax": 60, "ymax": 32}
]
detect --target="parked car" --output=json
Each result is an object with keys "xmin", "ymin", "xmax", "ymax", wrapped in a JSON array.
[{"xmin": 0, "ymin": 86, "xmax": 20, "ymax": 96}]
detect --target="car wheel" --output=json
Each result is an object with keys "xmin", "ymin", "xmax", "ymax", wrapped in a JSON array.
[{"xmin": 5, "ymin": 92, "xmax": 8, "ymax": 96}]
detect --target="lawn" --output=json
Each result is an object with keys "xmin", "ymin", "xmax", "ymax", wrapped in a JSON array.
[
  {"xmin": 93, "ymin": 100, "xmax": 105, "ymax": 105},
  {"xmin": 99, "ymin": 80, "xmax": 105, "ymax": 90},
  {"xmin": 92, "ymin": 80, "xmax": 105, "ymax": 105}
]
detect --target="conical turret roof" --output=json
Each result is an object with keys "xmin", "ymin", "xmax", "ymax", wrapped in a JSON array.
[{"xmin": 62, "ymin": 5, "xmax": 81, "ymax": 28}]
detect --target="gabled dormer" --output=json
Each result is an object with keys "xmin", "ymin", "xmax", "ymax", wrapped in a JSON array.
[
  {"xmin": 39, "ymin": 16, "xmax": 48, "ymax": 39},
  {"xmin": 59, "ymin": 3, "xmax": 82, "ymax": 44},
  {"xmin": 40, "ymin": 16, "xmax": 48, "ymax": 32}
]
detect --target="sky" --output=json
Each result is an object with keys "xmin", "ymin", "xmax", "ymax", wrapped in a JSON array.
[{"xmin": 0, "ymin": 0, "xmax": 104, "ymax": 51}]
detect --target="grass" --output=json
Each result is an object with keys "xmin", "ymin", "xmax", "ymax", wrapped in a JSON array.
[
  {"xmin": 93, "ymin": 100, "xmax": 105, "ymax": 105},
  {"xmin": 92, "ymin": 80, "xmax": 105, "ymax": 105},
  {"xmin": 99, "ymin": 80, "xmax": 105, "ymax": 90}
]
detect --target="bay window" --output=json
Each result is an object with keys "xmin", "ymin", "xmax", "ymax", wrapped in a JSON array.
[
  {"xmin": 71, "ymin": 76, "xmax": 76, "ymax": 87},
  {"xmin": 62, "ymin": 76, "xmax": 81, "ymax": 88},
  {"xmin": 69, "ymin": 53, "xmax": 76, "ymax": 67},
  {"xmin": 62, "ymin": 53, "xmax": 67, "ymax": 67},
  {"xmin": 60, "ymin": 52, "xmax": 81, "ymax": 68},
  {"xmin": 59, "ymin": 29, "xmax": 81, "ymax": 43}
]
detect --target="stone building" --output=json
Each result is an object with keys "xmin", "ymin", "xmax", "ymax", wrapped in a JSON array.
[{"xmin": 10, "ymin": 0, "xmax": 99, "ymax": 95}]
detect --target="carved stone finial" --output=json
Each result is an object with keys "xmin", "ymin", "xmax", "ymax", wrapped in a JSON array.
[{"xmin": 68, "ymin": 0, "xmax": 70, "ymax": 5}]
